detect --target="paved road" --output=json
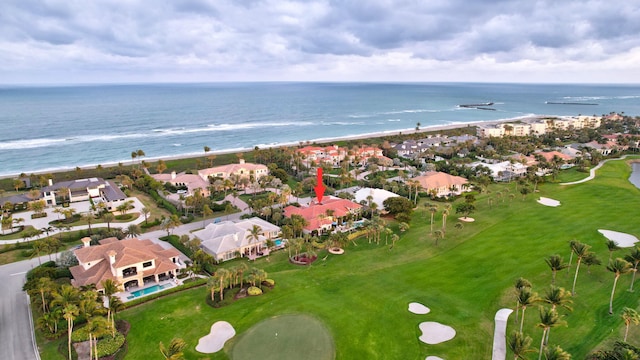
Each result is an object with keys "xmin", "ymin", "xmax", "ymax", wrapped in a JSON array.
[
  {"xmin": 560, "ymin": 155, "xmax": 631, "ymax": 185},
  {"xmin": 0, "ymin": 257, "xmax": 42, "ymax": 360}
]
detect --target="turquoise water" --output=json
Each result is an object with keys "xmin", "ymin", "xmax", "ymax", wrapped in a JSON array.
[
  {"xmin": 1, "ymin": 82, "xmax": 639, "ymax": 176},
  {"xmin": 275, "ymin": 240, "xmax": 282, "ymax": 246},
  {"xmin": 127, "ymin": 284, "xmax": 167, "ymax": 299}
]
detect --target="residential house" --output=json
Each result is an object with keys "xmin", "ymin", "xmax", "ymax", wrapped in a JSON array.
[
  {"xmin": 468, "ymin": 161, "xmax": 528, "ymax": 182},
  {"xmin": 413, "ymin": 171, "xmax": 470, "ymax": 197},
  {"xmin": 99, "ymin": 181, "xmax": 128, "ymax": 211},
  {"xmin": 296, "ymin": 145, "xmax": 347, "ymax": 167},
  {"xmin": 582, "ymin": 140, "xmax": 619, "ymax": 156},
  {"xmin": 70, "ymin": 237, "xmax": 182, "ymax": 292},
  {"xmin": 283, "ymin": 196, "xmax": 363, "ymax": 235},
  {"xmin": 351, "ymin": 146, "xmax": 393, "ymax": 166},
  {"xmin": 151, "ymin": 171, "xmax": 211, "ymax": 196},
  {"xmin": 41, "ymin": 177, "xmax": 126, "ymax": 208},
  {"xmin": 354, "ymin": 188, "xmax": 400, "ymax": 211},
  {"xmin": 198, "ymin": 159, "xmax": 269, "ymax": 184},
  {"xmin": 193, "ymin": 217, "xmax": 280, "ymax": 262}
]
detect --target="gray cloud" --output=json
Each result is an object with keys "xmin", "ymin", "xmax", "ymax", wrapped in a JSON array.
[{"xmin": 0, "ymin": 0, "xmax": 638, "ymax": 83}]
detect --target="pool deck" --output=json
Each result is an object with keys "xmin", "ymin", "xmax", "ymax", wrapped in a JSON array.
[{"xmin": 116, "ymin": 278, "xmax": 183, "ymax": 302}]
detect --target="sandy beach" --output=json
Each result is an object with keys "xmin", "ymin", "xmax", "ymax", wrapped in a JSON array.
[{"xmin": 0, "ymin": 116, "xmax": 540, "ymax": 180}]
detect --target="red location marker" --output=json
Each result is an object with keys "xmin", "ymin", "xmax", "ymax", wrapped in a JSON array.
[{"xmin": 314, "ymin": 168, "xmax": 326, "ymax": 203}]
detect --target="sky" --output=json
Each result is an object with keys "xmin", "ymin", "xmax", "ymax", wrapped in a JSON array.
[{"xmin": 1, "ymin": 0, "xmax": 640, "ymax": 84}]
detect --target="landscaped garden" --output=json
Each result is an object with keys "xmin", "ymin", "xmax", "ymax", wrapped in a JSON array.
[{"xmin": 37, "ymin": 157, "xmax": 640, "ymax": 359}]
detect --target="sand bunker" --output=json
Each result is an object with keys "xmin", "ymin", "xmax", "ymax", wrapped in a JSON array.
[
  {"xmin": 196, "ymin": 321, "xmax": 236, "ymax": 354},
  {"xmin": 598, "ymin": 229, "xmax": 639, "ymax": 248},
  {"xmin": 418, "ymin": 322, "xmax": 456, "ymax": 345},
  {"xmin": 408, "ymin": 302, "xmax": 431, "ymax": 315},
  {"xmin": 426, "ymin": 357, "xmax": 444, "ymax": 360},
  {"xmin": 537, "ymin": 197, "xmax": 561, "ymax": 207},
  {"xmin": 458, "ymin": 217, "xmax": 475, "ymax": 222}
]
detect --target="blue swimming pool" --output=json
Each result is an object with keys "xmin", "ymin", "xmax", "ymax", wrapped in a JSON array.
[
  {"xmin": 275, "ymin": 240, "xmax": 282, "ymax": 246},
  {"xmin": 127, "ymin": 284, "xmax": 168, "ymax": 300}
]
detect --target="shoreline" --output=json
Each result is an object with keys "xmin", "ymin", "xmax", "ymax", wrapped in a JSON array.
[{"xmin": 0, "ymin": 115, "xmax": 547, "ymax": 180}]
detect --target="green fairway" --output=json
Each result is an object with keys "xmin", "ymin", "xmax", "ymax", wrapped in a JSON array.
[
  {"xmin": 112, "ymin": 157, "xmax": 640, "ymax": 360},
  {"xmin": 229, "ymin": 314, "xmax": 334, "ymax": 360}
]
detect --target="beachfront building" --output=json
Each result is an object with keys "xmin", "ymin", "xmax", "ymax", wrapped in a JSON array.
[
  {"xmin": 413, "ymin": 171, "xmax": 470, "ymax": 197},
  {"xmin": 283, "ymin": 196, "xmax": 363, "ymax": 235},
  {"xmin": 198, "ymin": 159, "xmax": 268, "ymax": 185},
  {"xmin": 551, "ymin": 115, "xmax": 601, "ymax": 130},
  {"xmin": 296, "ymin": 145, "xmax": 347, "ymax": 167},
  {"xmin": 40, "ymin": 177, "xmax": 126, "ymax": 207},
  {"xmin": 151, "ymin": 171, "xmax": 211, "ymax": 196},
  {"xmin": 476, "ymin": 116, "xmax": 602, "ymax": 138},
  {"xmin": 70, "ymin": 237, "xmax": 182, "ymax": 293},
  {"xmin": 192, "ymin": 217, "xmax": 280, "ymax": 262},
  {"xmin": 350, "ymin": 146, "xmax": 393, "ymax": 167}
]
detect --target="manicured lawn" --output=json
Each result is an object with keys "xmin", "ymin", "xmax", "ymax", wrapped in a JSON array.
[{"xmin": 41, "ymin": 156, "xmax": 640, "ymax": 359}]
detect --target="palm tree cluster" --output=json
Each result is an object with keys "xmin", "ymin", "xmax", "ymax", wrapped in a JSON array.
[
  {"xmin": 510, "ymin": 277, "xmax": 572, "ymax": 359},
  {"xmin": 207, "ymin": 264, "xmax": 268, "ymax": 304},
  {"xmin": 25, "ymin": 275, "xmax": 124, "ymax": 360},
  {"xmin": 509, "ymin": 243, "xmax": 640, "ymax": 359}
]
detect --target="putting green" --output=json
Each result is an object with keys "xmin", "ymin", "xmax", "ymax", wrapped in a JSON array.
[{"xmin": 230, "ymin": 314, "xmax": 335, "ymax": 360}]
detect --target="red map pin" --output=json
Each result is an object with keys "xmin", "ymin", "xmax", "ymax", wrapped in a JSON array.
[{"xmin": 314, "ymin": 168, "xmax": 326, "ymax": 203}]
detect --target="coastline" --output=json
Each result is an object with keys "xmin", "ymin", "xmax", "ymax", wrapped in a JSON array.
[{"xmin": 0, "ymin": 115, "xmax": 544, "ymax": 180}]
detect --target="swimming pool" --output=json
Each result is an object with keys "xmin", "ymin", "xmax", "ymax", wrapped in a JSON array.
[{"xmin": 127, "ymin": 284, "xmax": 168, "ymax": 300}]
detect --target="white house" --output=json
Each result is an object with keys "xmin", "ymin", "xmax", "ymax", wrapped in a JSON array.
[{"xmin": 193, "ymin": 217, "xmax": 281, "ymax": 262}]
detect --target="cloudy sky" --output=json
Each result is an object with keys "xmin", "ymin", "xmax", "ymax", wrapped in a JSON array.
[{"xmin": 1, "ymin": 0, "xmax": 639, "ymax": 84}]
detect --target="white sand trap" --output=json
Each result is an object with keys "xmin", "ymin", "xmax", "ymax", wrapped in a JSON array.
[
  {"xmin": 418, "ymin": 322, "xmax": 456, "ymax": 345},
  {"xmin": 408, "ymin": 302, "xmax": 431, "ymax": 314},
  {"xmin": 196, "ymin": 321, "xmax": 236, "ymax": 354},
  {"xmin": 458, "ymin": 217, "xmax": 475, "ymax": 222},
  {"xmin": 537, "ymin": 197, "xmax": 561, "ymax": 207},
  {"xmin": 426, "ymin": 356, "xmax": 444, "ymax": 360},
  {"xmin": 598, "ymin": 229, "xmax": 639, "ymax": 248}
]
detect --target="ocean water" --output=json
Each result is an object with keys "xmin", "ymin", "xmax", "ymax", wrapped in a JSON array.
[{"xmin": 1, "ymin": 82, "xmax": 639, "ymax": 177}]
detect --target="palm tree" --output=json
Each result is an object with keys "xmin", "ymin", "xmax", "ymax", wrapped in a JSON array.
[
  {"xmin": 606, "ymin": 239, "xmax": 621, "ymax": 264},
  {"xmin": 607, "ymin": 258, "xmax": 632, "ymax": 314},
  {"xmin": 433, "ymin": 230, "xmax": 444, "ymax": 246},
  {"xmin": 542, "ymin": 285, "xmax": 573, "ymax": 344},
  {"xmin": 248, "ymin": 224, "xmax": 263, "ymax": 257},
  {"xmin": 545, "ymin": 255, "xmax": 569, "ymax": 285},
  {"xmin": 518, "ymin": 288, "xmax": 540, "ymax": 333},
  {"xmin": 570, "ymin": 241, "xmax": 591, "ymax": 295},
  {"xmin": 507, "ymin": 331, "xmax": 535, "ymax": 360},
  {"xmin": 537, "ymin": 307, "xmax": 566, "ymax": 360},
  {"xmin": 428, "ymin": 205, "xmax": 437, "ymax": 234},
  {"xmin": 624, "ymin": 246, "xmax": 640, "ymax": 292},
  {"xmin": 583, "ymin": 252, "xmax": 602, "ymax": 274},
  {"xmin": 33, "ymin": 277, "xmax": 55, "ymax": 313},
  {"xmin": 214, "ymin": 268, "xmax": 229, "ymax": 301},
  {"xmin": 101, "ymin": 279, "xmax": 120, "ymax": 335},
  {"xmin": 621, "ymin": 307, "xmax": 640, "ymax": 342},
  {"xmin": 159, "ymin": 338, "xmax": 187, "ymax": 360},
  {"xmin": 514, "ymin": 277, "xmax": 532, "ymax": 325},
  {"xmin": 543, "ymin": 344, "xmax": 572, "ymax": 360},
  {"xmin": 141, "ymin": 207, "xmax": 151, "ymax": 225},
  {"xmin": 441, "ymin": 208, "xmax": 449, "ymax": 233},
  {"xmin": 126, "ymin": 224, "xmax": 141, "ymax": 238},
  {"xmin": 102, "ymin": 212, "xmax": 115, "ymax": 230},
  {"xmin": 543, "ymin": 286, "xmax": 573, "ymax": 312},
  {"xmin": 567, "ymin": 239, "xmax": 578, "ymax": 276},
  {"xmin": 63, "ymin": 304, "xmax": 79, "ymax": 360}
]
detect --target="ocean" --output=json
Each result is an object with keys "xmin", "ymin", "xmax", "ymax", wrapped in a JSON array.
[{"xmin": 1, "ymin": 82, "xmax": 639, "ymax": 177}]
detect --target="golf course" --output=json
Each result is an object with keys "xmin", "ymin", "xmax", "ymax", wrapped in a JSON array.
[{"xmin": 120, "ymin": 158, "xmax": 640, "ymax": 359}]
